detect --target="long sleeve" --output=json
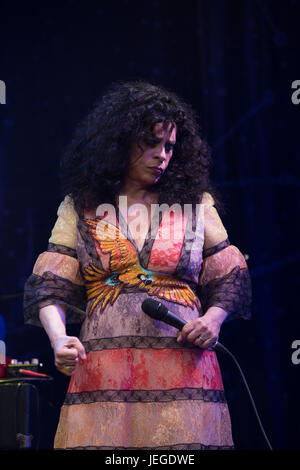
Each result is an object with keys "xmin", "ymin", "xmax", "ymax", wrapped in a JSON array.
[
  {"xmin": 197, "ymin": 192, "xmax": 252, "ymax": 322},
  {"xmin": 23, "ymin": 196, "xmax": 87, "ymax": 326}
]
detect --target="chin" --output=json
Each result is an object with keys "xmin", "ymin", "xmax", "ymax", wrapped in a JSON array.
[{"xmin": 143, "ymin": 175, "xmax": 159, "ymax": 186}]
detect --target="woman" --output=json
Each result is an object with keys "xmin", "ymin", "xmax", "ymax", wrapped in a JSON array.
[{"xmin": 23, "ymin": 80, "xmax": 252, "ymax": 450}]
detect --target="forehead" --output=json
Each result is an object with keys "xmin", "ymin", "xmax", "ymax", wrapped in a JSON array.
[{"xmin": 153, "ymin": 121, "xmax": 176, "ymax": 140}]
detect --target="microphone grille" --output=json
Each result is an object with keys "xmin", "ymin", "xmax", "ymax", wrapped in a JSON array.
[{"xmin": 141, "ymin": 298, "xmax": 167, "ymax": 320}]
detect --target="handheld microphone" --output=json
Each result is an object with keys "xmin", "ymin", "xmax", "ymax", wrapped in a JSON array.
[{"xmin": 141, "ymin": 298, "xmax": 226, "ymax": 353}]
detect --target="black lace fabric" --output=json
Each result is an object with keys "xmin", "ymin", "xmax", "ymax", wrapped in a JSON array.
[
  {"xmin": 202, "ymin": 238, "xmax": 231, "ymax": 259},
  {"xmin": 23, "ymin": 270, "xmax": 87, "ymax": 327},
  {"xmin": 197, "ymin": 241, "xmax": 252, "ymax": 322},
  {"xmin": 197, "ymin": 265, "xmax": 252, "ymax": 322},
  {"xmin": 47, "ymin": 242, "xmax": 78, "ymax": 258}
]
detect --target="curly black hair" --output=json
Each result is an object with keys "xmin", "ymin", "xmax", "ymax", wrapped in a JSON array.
[{"xmin": 60, "ymin": 80, "xmax": 224, "ymax": 214}]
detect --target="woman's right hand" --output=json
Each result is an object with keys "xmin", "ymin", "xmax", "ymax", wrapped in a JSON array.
[{"xmin": 52, "ymin": 335, "xmax": 87, "ymax": 376}]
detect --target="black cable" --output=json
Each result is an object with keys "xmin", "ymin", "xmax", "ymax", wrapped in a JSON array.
[
  {"xmin": 216, "ymin": 342, "xmax": 273, "ymax": 450},
  {"xmin": 0, "ymin": 292, "xmax": 24, "ymax": 301}
]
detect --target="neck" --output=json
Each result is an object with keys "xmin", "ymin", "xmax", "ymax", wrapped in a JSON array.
[{"xmin": 119, "ymin": 180, "xmax": 158, "ymax": 206}]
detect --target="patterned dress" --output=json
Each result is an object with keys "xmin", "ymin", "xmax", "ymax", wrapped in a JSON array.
[{"xmin": 23, "ymin": 192, "xmax": 252, "ymax": 450}]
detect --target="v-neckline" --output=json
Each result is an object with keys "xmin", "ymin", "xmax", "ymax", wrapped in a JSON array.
[{"xmin": 116, "ymin": 204, "xmax": 163, "ymax": 255}]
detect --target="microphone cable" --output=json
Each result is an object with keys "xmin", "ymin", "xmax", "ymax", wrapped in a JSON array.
[{"xmin": 213, "ymin": 341, "xmax": 273, "ymax": 450}]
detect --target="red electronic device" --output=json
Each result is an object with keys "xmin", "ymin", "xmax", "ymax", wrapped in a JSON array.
[{"xmin": 19, "ymin": 369, "xmax": 48, "ymax": 378}]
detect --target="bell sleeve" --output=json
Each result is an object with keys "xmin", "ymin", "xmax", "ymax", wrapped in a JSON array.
[
  {"xmin": 23, "ymin": 196, "xmax": 87, "ymax": 326},
  {"xmin": 197, "ymin": 192, "xmax": 252, "ymax": 322}
]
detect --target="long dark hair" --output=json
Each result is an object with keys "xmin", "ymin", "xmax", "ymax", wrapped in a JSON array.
[{"xmin": 60, "ymin": 80, "xmax": 223, "ymax": 214}]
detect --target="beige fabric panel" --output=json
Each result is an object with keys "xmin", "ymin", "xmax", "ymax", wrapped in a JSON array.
[
  {"xmin": 32, "ymin": 251, "xmax": 84, "ymax": 286},
  {"xmin": 48, "ymin": 195, "xmax": 78, "ymax": 249},
  {"xmin": 202, "ymin": 192, "xmax": 228, "ymax": 250},
  {"xmin": 54, "ymin": 400, "xmax": 233, "ymax": 449}
]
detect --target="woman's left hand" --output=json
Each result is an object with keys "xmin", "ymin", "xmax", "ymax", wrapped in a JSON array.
[{"xmin": 177, "ymin": 306, "xmax": 228, "ymax": 349}]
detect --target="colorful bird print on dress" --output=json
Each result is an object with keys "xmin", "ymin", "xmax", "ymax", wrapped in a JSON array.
[{"xmin": 83, "ymin": 218, "xmax": 200, "ymax": 316}]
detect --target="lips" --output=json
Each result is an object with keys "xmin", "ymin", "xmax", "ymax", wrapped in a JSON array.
[{"xmin": 149, "ymin": 167, "xmax": 163, "ymax": 175}]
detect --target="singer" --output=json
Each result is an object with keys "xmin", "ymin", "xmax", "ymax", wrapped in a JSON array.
[{"xmin": 23, "ymin": 81, "xmax": 252, "ymax": 449}]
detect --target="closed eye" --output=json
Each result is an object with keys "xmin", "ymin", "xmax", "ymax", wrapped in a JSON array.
[
  {"xmin": 142, "ymin": 138, "xmax": 176, "ymax": 152},
  {"xmin": 165, "ymin": 142, "xmax": 175, "ymax": 152}
]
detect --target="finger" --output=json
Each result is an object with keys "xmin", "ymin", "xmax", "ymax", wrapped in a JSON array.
[
  {"xmin": 177, "ymin": 332, "xmax": 184, "ymax": 343},
  {"xmin": 56, "ymin": 347, "xmax": 79, "ymax": 361},
  {"xmin": 193, "ymin": 335, "xmax": 207, "ymax": 347},
  {"xmin": 186, "ymin": 326, "xmax": 209, "ymax": 343},
  {"xmin": 75, "ymin": 341, "xmax": 87, "ymax": 360},
  {"xmin": 66, "ymin": 337, "xmax": 87, "ymax": 360},
  {"xmin": 181, "ymin": 319, "xmax": 201, "ymax": 338},
  {"xmin": 181, "ymin": 318, "xmax": 200, "ymax": 334},
  {"xmin": 56, "ymin": 357, "xmax": 77, "ymax": 371},
  {"xmin": 58, "ymin": 365, "xmax": 75, "ymax": 376},
  {"xmin": 55, "ymin": 357, "xmax": 78, "ymax": 368},
  {"xmin": 195, "ymin": 336, "xmax": 218, "ymax": 349}
]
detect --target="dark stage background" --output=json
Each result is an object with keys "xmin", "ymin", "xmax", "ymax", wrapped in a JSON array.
[{"xmin": 0, "ymin": 0, "xmax": 299, "ymax": 450}]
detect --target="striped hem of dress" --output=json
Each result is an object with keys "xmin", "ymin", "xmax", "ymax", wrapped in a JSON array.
[
  {"xmin": 63, "ymin": 387, "xmax": 226, "ymax": 405},
  {"xmin": 55, "ymin": 443, "xmax": 234, "ymax": 450}
]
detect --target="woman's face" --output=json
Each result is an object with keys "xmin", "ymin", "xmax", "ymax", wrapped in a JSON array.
[{"xmin": 125, "ymin": 121, "xmax": 177, "ymax": 188}]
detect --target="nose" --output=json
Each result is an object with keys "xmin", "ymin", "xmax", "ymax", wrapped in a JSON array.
[{"xmin": 155, "ymin": 145, "xmax": 166, "ymax": 162}]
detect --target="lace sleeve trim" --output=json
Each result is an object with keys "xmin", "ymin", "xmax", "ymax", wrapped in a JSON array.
[
  {"xmin": 197, "ymin": 265, "xmax": 252, "ymax": 321},
  {"xmin": 47, "ymin": 242, "xmax": 77, "ymax": 258},
  {"xmin": 23, "ymin": 272, "xmax": 87, "ymax": 326}
]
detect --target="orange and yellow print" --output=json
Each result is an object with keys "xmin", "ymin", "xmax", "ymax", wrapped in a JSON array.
[{"xmin": 83, "ymin": 218, "xmax": 200, "ymax": 316}]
